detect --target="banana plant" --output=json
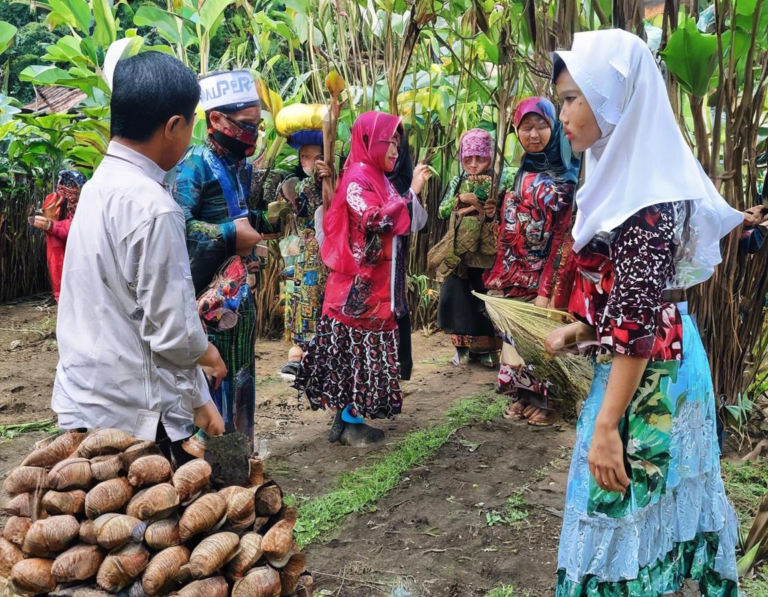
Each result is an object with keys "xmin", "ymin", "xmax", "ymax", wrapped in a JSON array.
[{"xmin": 0, "ymin": 21, "xmax": 17, "ymax": 56}]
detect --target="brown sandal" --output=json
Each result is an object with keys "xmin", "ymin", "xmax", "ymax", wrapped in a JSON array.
[
  {"xmin": 503, "ymin": 400, "xmax": 530, "ymax": 420},
  {"xmin": 527, "ymin": 407, "xmax": 560, "ymax": 427}
]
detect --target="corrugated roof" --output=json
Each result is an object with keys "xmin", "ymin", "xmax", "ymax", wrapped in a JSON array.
[{"xmin": 22, "ymin": 87, "xmax": 88, "ymax": 114}]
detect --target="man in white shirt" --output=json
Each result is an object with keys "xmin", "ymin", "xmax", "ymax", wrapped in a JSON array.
[{"xmin": 52, "ymin": 51, "xmax": 225, "ymax": 459}]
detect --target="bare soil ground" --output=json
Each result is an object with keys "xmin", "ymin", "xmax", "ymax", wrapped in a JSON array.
[{"xmin": 0, "ymin": 297, "xmax": 702, "ymax": 596}]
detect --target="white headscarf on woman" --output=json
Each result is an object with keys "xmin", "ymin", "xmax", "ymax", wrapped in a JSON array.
[{"xmin": 554, "ymin": 29, "xmax": 743, "ymax": 290}]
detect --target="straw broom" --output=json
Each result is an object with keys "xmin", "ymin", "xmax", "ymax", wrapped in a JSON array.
[
  {"xmin": 472, "ymin": 292, "xmax": 592, "ymax": 417},
  {"xmin": 471, "ymin": 292, "xmax": 575, "ymax": 346}
]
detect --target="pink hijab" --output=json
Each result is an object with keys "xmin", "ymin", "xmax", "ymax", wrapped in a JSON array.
[
  {"xmin": 459, "ymin": 128, "xmax": 493, "ymax": 162},
  {"xmin": 322, "ymin": 111, "xmax": 403, "ymax": 275}
]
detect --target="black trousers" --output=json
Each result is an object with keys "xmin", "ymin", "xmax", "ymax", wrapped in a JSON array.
[
  {"xmin": 156, "ymin": 423, "xmax": 195, "ymax": 467},
  {"xmin": 397, "ymin": 313, "xmax": 413, "ymax": 381}
]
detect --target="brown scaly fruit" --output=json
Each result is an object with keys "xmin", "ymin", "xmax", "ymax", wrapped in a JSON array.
[
  {"xmin": 219, "ymin": 486, "xmax": 255, "ymax": 531},
  {"xmin": 2, "ymin": 517, "xmax": 32, "ymax": 548},
  {"xmin": 179, "ymin": 493, "xmax": 227, "ymax": 542},
  {"xmin": 85, "ymin": 478, "xmax": 134, "ymax": 519},
  {"xmin": 22, "ymin": 515, "xmax": 80, "ymax": 557},
  {"xmin": 144, "ymin": 516, "xmax": 181, "ymax": 551},
  {"xmin": 261, "ymin": 507, "xmax": 297, "ymax": 562},
  {"xmin": 95, "ymin": 514, "xmax": 147, "ymax": 550},
  {"xmin": 225, "ymin": 532, "xmax": 263, "ymax": 579},
  {"xmin": 279, "ymin": 553, "xmax": 306, "ymax": 596},
  {"xmin": 4, "ymin": 467, "xmax": 48, "ymax": 495},
  {"xmin": 126, "ymin": 484, "xmax": 179, "ymax": 521},
  {"xmin": 42, "ymin": 489, "xmax": 87, "ymax": 516},
  {"xmin": 171, "ymin": 460, "xmax": 211, "ymax": 505},
  {"xmin": 90, "ymin": 455, "xmax": 123, "ymax": 482},
  {"xmin": 0, "ymin": 538, "xmax": 24, "ymax": 577},
  {"xmin": 232, "ymin": 566, "xmax": 280, "ymax": 597},
  {"xmin": 127, "ymin": 456, "xmax": 172, "ymax": 489},
  {"xmin": 254, "ymin": 482, "xmax": 283, "ymax": 516},
  {"xmin": 47, "ymin": 458, "xmax": 93, "ymax": 491},
  {"xmin": 96, "ymin": 543, "xmax": 150, "ymax": 593},
  {"xmin": 22, "ymin": 431, "xmax": 89, "ymax": 469},
  {"xmin": 11, "ymin": 558, "xmax": 56, "ymax": 593},
  {"xmin": 180, "ymin": 532, "xmax": 240, "ymax": 580},
  {"xmin": 51, "ymin": 544, "xmax": 106, "ymax": 583},
  {"xmin": 77, "ymin": 429, "xmax": 141, "ymax": 459},
  {"xmin": 172, "ymin": 576, "xmax": 228, "ymax": 597},
  {"xmin": 141, "ymin": 546, "xmax": 190, "ymax": 596}
]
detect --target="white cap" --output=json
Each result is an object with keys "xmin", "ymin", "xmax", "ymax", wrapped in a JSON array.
[{"xmin": 199, "ymin": 70, "xmax": 260, "ymax": 112}]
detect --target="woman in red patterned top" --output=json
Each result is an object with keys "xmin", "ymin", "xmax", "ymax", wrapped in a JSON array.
[
  {"xmin": 546, "ymin": 30, "xmax": 742, "ymax": 597},
  {"xmin": 31, "ymin": 170, "xmax": 87, "ymax": 302},
  {"xmin": 484, "ymin": 97, "xmax": 580, "ymax": 426},
  {"xmin": 294, "ymin": 111, "xmax": 430, "ymax": 446}
]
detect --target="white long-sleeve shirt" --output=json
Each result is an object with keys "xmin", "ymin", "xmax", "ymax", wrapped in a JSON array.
[{"xmin": 52, "ymin": 141, "xmax": 211, "ymax": 441}]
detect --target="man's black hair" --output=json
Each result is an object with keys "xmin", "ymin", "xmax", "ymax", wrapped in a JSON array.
[{"xmin": 111, "ymin": 52, "xmax": 200, "ymax": 142}]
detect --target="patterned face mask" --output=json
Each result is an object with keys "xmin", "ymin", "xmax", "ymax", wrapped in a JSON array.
[{"xmin": 210, "ymin": 114, "xmax": 258, "ymax": 159}]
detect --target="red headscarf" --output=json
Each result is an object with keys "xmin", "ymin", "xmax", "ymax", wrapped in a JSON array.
[{"xmin": 322, "ymin": 111, "xmax": 403, "ymax": 275}]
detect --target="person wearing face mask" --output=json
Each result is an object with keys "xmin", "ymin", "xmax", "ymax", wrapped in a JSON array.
[
  {"xmin": 278, "ymin": 129, "xmax": 332, "ymax": 380},
  {"xmin": 293, "ymin": 112, "xmax": 424, "ymax": 446},
  {"xmin": 547, "ymin": 30, "xmax": 741, "ymax": 596},
  {"xmin": 173, "ymin": 70, "xmax": 265, "ymax": 450},
  {"xmin": 483, "ymin": 97, "xmax": 580, "ymax": 426},
  {"xmin": 432, "ymin": 128, "xmax": 500, "ymax": 368}
]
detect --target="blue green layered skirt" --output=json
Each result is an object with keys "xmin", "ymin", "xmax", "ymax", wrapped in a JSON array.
[{"xmin": 556, "ymin": 305, "xmax": 740, "ymax": 596}]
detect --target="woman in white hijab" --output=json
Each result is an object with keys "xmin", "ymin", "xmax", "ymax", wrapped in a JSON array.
[{"xmin": 546, "ymin": 29, "xmax": 741, "ymax": 596}]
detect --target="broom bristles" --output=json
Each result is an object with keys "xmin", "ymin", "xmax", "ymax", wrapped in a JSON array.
[{"xmin": 472, "ymin": 292, "xmax": 575, "ymax": 347}]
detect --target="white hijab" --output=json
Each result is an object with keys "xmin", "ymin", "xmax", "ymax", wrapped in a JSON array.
[{"xmin": 554, "ymin": 29, "xmax": 743, "ymax": 290}]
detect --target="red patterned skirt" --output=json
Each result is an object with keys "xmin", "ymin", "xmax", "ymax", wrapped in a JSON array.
[{"xmin": 293, "ymin": 316, "xmax": 403, "ymax": 418}]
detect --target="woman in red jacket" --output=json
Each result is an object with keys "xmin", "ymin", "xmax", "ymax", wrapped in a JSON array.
[{"xmin": 31, "ymin": 170, "xmax": 87, "ymax": 302}]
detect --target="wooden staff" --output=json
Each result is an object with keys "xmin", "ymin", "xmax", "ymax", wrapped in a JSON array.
[{"xmin": 322, "ymin": 71, "xmax": 346, "ymax": 214}]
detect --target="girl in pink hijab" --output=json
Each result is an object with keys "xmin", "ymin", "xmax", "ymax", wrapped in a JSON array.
[{"xmin": 294, "ymin": 111, "xmax": 431, "ymax": 446}]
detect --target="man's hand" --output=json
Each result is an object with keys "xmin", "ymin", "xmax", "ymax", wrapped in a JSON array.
[
  {"xmin": 198, "ymin": 342, "xmax": 227, "ymax": 390},
  {"xmin": 234, "ymin": 218, "xmax": 263, "ymax": 256},
  {"xmin": 193, "ymin": 401, "xmax": 225, "ymax": 437}
]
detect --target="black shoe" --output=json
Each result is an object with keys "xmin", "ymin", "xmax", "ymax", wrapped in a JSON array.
[
  {"xmin": 280, "ymin": 361, "xmax": 300, "ymax": 382},
  {"xmin": 328, "ymin": 409, "xmax": 344, "ymax": 443},
  {"xmin": 339, "ymin": 422, "xmax": 385, "ymax": 446}
]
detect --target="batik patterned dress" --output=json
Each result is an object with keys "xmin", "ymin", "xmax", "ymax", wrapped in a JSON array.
[
  {"xmin": 484, "ymin": 170, "xmax": 574, "ymax": 400},
  {"xmin": 173, "ymin": 142, "xmax": 270, "ymax": 448},
  {"xmin": 557, "ymin": 202, "xmax": 739, "ymax": 596},
  {"xmin": 282, "ymin": 171, "xmax": 326, "ymax": 345},
  {"xmin": 294, "ymin": 177, "xmax": 410, "ymax": 418}
]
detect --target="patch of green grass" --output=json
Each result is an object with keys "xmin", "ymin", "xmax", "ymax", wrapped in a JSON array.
[
  {"xmin": 484, "ymin": 489, "xmax": 530, "ymax": 528},
  {"xmin": 292, "ymin": 392, "xmax": 506, "ymax": 547},
  {"xmin": 722, "ymin": 459, "xmax": 768, "ymax": 525},
  {"xmin": 486, "ymin": 584, "xmax": 529, "ymax": 597}
]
